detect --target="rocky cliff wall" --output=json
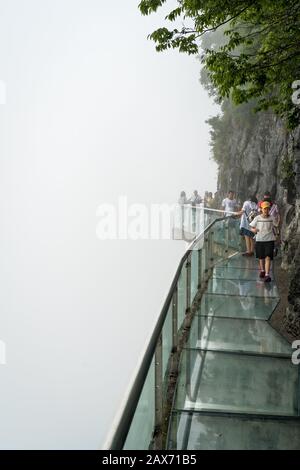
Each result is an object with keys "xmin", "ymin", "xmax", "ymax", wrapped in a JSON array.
[{"xmin": 215, "ymin": 108, "xmax": 300, "ymax": 340}]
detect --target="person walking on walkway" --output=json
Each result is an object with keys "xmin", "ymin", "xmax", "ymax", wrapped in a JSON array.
[
  {"xmin": 249, "ymin": 201, "xmax": 278, "ymax": 282},
  {"xmin": 258, "ymin": 191, "xmax": 281, "ymax": 256},
  {"xmin": 238, "ymin": 195, "xmax": 258, "ymax": 256},
  {"xmin": 258, "ymin": 191, "xmax": 280, "ymax": 223}
]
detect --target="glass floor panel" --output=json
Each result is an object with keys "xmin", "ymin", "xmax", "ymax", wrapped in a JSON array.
[
  {"xmin": 198, "ymin": 293, "xmax": 278, "ymax": 320},
  {"xmin": 175, "ymin": 349, "xmax": 298, "ymax": 416},
  {"xmin": 218, "ymin": 255, "xmax": 264, "ymax": 270},
  {"xmin": 168, "ymin": 411, "xmax": 300, "ymax": 450},
  {"xmin": 206, "ymin": 278, "xmax": 279, "ymax": 299},
  {"xmin": 213, "ymin": 266, "xmax": 272, "ymax": 281},
  {"xmin": 187, "ymin": 317, "xmax": 292, "ymax": 356}
]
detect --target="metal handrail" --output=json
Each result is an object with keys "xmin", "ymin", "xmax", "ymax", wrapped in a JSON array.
[
  {"xmin": 103, "ymin": 215, "xmax": 230, "ymax": 450},
  {"xmin": 181, "ymin": 204, "xmax": 238, "ymax": 215}
]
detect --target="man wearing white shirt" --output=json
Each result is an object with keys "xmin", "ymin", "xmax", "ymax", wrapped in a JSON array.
[
  {"xmin": 222, "ymin": 190, "xmax": 238, "ymax": 216},
  {"xmin": 188, "ymin": 190, "xmax": 202, "ymax": 206}
]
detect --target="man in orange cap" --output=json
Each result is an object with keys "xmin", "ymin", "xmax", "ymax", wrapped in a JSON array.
[{"xmin": 249, "ymin": 201, "xmax": 279, "ymax": 282}]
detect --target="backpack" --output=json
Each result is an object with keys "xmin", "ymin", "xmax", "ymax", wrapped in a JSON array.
[
  {"xmin": 246, "ymin": 202, "xmax": 259, "ymax": 223},
  {"xmin": 247, "ymin": 209, "xmax": 259, "ymax": 223}
]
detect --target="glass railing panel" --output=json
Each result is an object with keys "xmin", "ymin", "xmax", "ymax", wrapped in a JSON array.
[
  {"xmin": 203, "ymin": 209, "xmax": 222, "ymax": 229},
  {"xmin": 183, "ymin": 205, "xmax": 195, "ymax": 238},
  {"xmin": 168, "ymin": 411, "xmax": 300, "ymax": 450},
  {"xmin": 173, "ymin": 205, "xmax": 227, "ymax": 240},
  {"xmin": 198, "ymin": 248, "xmax": 203, "ymax": 289},
  {"xmin": 190, "ymin": 250, "xmax": 198, "ymax": 302},
  {"xmin": 226, "ymin": 217, "xmax": 241, "ymax": 253},
  {"xmin": 200, "ymin": 240, "xmax": 208, "ymax": 282},
  {"xmin": 162, "ymin": 302, "xmax": 173, "ymax": 387},
  {"xmin": 201, "ymin": 247, "xmax": 206, "ymax": 284},
  {"xmin": 203, "ymin": 209, "xmax": 212, "ymax": 228},
  {"xmin": 212, "ymin": 222, "xmax": 227, "ymax": 262},
  {"xmin": 123, "ymin": 357, "xmax": 155, "ymax": 450},
  {"xmin": 172, "ymin": 204, "xmax": 204, "ymax": 239},
  {"xmin": 177, "ymin": 264, "xmax": 187, "ymax": 328},
  {"xmin": 172, "ymin": 205, "xmax": 198, "ymax": 240},
  {"xmin": 172, "ymin": 204, "xmax": 185, "ymax": 240}
]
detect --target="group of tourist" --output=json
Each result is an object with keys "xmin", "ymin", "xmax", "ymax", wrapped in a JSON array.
[
  {"xmin": 221, "ymin": 190, "xmax": 280, "ymax": 283},
  {"xmin": 178, "ymin": 190, "xmax": 202, "ymax": 206},
  {"xmin": 178, "ymin": 190, "xmax": 216, "ymax": 207},
  {"xmin": 178, "ymin": 188, "xmax": 280, "ymax": 282}
]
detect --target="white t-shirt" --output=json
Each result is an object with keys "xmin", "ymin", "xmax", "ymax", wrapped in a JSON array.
[
  {"xmin": 240, "ymin": 200, "xmax": 258, "ymax": 230},
  {"xmin": 250, "ymin": 215, "xmax": 276, "ymax": 242},
  {"xmin": 222, "ymin": 198, "xmax": 238, "ymax": 216},
  {"xmin": 189, "ymin": 194, "xmax": 202, "ymax": 205}
]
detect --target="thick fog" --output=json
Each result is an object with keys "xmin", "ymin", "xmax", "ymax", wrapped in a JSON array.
[{"xmin": 0, "ymin": 0, "xmax": 218, "ymax": 449}]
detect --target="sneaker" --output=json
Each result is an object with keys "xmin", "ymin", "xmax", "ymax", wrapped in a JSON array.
[
  {"xmin": 259, "ymin": 271, "xmax": 265, "ymax": 279},
  {"xmin": 264, "ymin": 275, "xmax": 271, "ymax": 283}
]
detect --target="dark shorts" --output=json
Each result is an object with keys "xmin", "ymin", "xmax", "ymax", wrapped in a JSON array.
[
  {"xmin": 240, "ymin": 227, "xmax": 254, "ymax": 238},
  {"xmin": 255, "ymin": 241, "xmax": 275, "ymax": 260}
]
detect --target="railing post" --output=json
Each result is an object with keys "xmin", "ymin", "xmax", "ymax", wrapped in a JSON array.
[
  {"xmin": 209, "ymin": 230, "xmax": 214, "ymax": 275},
  {"xmin": 172, "ymin": 288, "xmax": 178, "ymax": 352},
  {"xmin": 186, "ymin": 342, "xmax": 191, "ymax": 399},
  {"xmin": 225, "ymin": 218, "xmax": 229, "ymax": 256},
  {"xmin": 204, "ymin": 235, "xmax": 209, "ymax": 284},
  {"xmin": 181, "ymin": 205, "xmax": 184, "ymax": 240},
  {"xmin": 198, "ymin": 248, "xmax": 202, "ymax": 289},
  {"xmin": 192, "ymin": 207, "xmax": 196, "ymax": 233},
  {"xmin": 186, "ymin": 255, "xmax": 191, "ymax": 314},
  {"xmin": 154, "ymin": 334, "xmax": 163, "ymax": 449}
]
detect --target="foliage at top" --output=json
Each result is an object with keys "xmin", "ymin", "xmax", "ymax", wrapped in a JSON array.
[{"xmin": 139, "ymin": 0, "xmax": 300, "ymax": 129}]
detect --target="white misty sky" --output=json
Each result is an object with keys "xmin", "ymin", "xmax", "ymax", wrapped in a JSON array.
[{"xmin": 0, "ymin": 0, "xmax": 219, "ymax": 449}]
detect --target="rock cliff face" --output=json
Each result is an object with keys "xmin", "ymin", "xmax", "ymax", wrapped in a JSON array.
[{"xmin": 215, "ymin": 108, "xmax": 300, "ymax": 340}]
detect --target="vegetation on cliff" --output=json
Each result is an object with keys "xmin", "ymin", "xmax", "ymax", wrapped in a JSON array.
[{"xmin": 139, "ymin": 0, "xmax": 300, "ymax": 129}]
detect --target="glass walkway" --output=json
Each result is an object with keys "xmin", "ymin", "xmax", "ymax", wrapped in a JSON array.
[
  {"xmin": 104, "ymin": 216, "xmax": 300, "ymax": 450},
  {"xmin": 168, "ymin": 255, "xmax": 300, "ymax": 450}
]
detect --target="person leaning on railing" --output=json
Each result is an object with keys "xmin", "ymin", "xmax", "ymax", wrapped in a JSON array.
[
  {"xmin": 187, "ymin": 190, "xmax": 202, "ymax": 206},
  {"xmin": 178, "ymin": 191, "xmax": 187, "ymax": 205}
]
